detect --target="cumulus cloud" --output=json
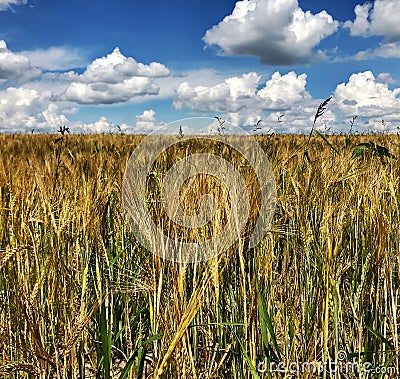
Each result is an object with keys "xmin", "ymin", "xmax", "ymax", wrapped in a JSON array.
[
  {"xmin": 0, "ymin": 0, "xmax": 26, "ymax": 11},
  {"xmin": 78, "ymin": 117, "xmax": 121, "ymax": 133},
  {"xmin": 344, "ymin": 0, "xmax": 400, "ymax": 41},
  {"xmin": 376, "ymin": 72, "xmax": 397, "ymax": 85},
  {"xmin": 0, "ymin": 86, "xmax": 68, "ymax": 132},
  {"xmin": 42, "ymin": 103, "xmax": 68, "ymax": 127},
  {"xmin": 344, "ymin": 2, "xmax": 373, "ymax": 37},
  {"xmin": 77, "ymin": 47, "xmax": 170, "ymax": 82},
  {"xmin": 257, "ymin": 71, "xmax": 310, "ymax": 109},
  {"xmin": 0, "ymin": 40, "xmax": 41, "ymax": 82},
  {"xmin": 134, "ymin": 109, "xmax": 166, "ymax": 132},
  {"xmin": 174, "ymin": 71, "xmax": 311, "ymax": 114},
  {"xmin": 344, "ymin": 0, "xmax": 400, "ymax": 61},
  {"xmin": 64, "ymin": 78, "xmax": 159, "ymax": 105},
  {"xmin": 203, "ymin": 0, "xmax": 339, "ymax": 65},
  {"xmin": 62, "ymin": 48, "xmax": 170, "ymax": 104},
  {"xmin": 174, "ymin": 72, "xmax": 260, "ymax": 112},
  {"xmin": 333, "ymin": 71, "xmax": 400, "ymax": 118}
]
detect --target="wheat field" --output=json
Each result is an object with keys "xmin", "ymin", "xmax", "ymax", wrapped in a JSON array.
[{"xmin": 0, "ymin": 132, "xmax": 399, "ymax": 378}]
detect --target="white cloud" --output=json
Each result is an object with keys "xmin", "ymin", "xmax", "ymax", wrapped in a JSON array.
[
  {"xmin": 63, "ymin": 78, "xmax": 159, "ymax": 105},
  {"xmin": 75, "ymin": 110, "xmax": 167, "ymax": 134},
  {"xmin": 343, "ymin": 1, "xmax": 400, "ymax": 61},
  {"xmin": 174, "ymin": 72, "xmax": 260, "ymax": 112},
  {"xmin": 0, "ymin": 40, "xmax": 40, "ymax": 82},
  {"xmin": 134, "ymin": 109, "xmax": 166, "ymax": 132},
  {"xmin": 333, "ymin": 71, "xmax": 400, "ymax": 119},
  {"xmin": 42, "ymin": 103, "xmax": 68, "ymax": 127},
  {"xmin": 376, "ymin": 72, "xmax": 397, "ymax": 85},
  {"xmin": 78, "ymin": 117, "xmax": 120, "ymax": 133},
  {"xmin": 0, "ymin": 0, "xmax": 26, "ymax": 11},
  {"xmin": 349, "ymin": 41, "xmax": 400, "ymax": 60},
  {"xmin": 0, "ymin": 86, "xmax": 68, "ymax": 132},
  {"xmin": 372, "ymin": 42, "xmax": 400, "ymax": 57},
  {"xmin": 203, "ymin": 0, "xmax": 339, "ymax": 65},
  {"xmin": 21, "ymin": 46, "xmax": 87, "ymax": 71},
  {"xmin": 62, "ymin": 48, "xmax": 170, "ymax": 104},
  {"xmin": 344, "ymin": 0, "xmax": 400, "ymax": 41},
  {"xmin": 257, "ymin": 71, "xmax": 310, "ymax": 109},
  {"xmin": 344, "ymin": 3, "xmax": 372, "ymax": 37},
  {"xmin": 77, "ymin": 47, "xmax": 169, "ymax": 83},
  {"xmin": 174, "ymin": 71, "xmax": 311, "ymax": 114}
]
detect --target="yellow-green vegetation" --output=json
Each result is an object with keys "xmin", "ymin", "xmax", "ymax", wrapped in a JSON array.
[{"xmin": 0, "ymin": 132, "xmax": 399, "ymax": 378}]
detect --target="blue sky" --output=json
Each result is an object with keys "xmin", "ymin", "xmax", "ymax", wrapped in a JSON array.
[{"xmin": 0, "ymin": 0, "xmax": 399, "ymax": 133}]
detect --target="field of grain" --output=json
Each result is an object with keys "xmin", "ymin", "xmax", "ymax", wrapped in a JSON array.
[{"xmin": 0, "ymin": 132, "xmax": 399, "ymax": 378}]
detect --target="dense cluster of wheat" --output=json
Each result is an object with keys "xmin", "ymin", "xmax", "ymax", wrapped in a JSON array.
[{"xmin": 0, "ymin": 133, "xmax": 399, "ymax": 378}]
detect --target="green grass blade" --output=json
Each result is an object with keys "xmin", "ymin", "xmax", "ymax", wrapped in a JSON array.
[
  {"xmin": 118, "ymin": 333, "xmax": 163, "ymax": 379},
  {"xmin": 100, "ymin": 302, "xmax": 112, "ymax": 379},
  {"xmin": 256, "ymin": 281, "xmax": 281, "ymax": 361},
  {"xmin": 231, "ymin": 328, "xmax": 260, "ymax": 379}
]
